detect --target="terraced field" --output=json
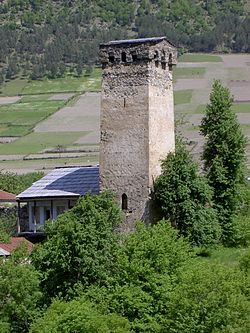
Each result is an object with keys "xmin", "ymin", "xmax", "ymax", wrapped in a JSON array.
[
  {"xmin": 175, "ymin": 53, "xmax": 250, "ymax": 167},
  {"xmin": 0, "ymin": 54, "xmax": 249, "ymax": 174}
]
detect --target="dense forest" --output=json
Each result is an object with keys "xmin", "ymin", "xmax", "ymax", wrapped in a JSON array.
[{"xmin": 0, "ymin": 0, "xmax": 249, "ymax": 82}]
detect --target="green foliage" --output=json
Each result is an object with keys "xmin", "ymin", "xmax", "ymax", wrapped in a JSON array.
[
  {"xmin": 30, "ymin": 298, "xmax": 130, "ymax": 333},
  {"xmin": 0, "ymin": 251, "xmax": 41, "ymax": 333},
  {"xmin": 86, "ymin": 221, "xmax": 250, "ymax": 332},
  {"xmin": 167, "ymin": 261, "xmax": 250, "ymax": 332},
  {"xmin": 200, "ymin": 80, "xmax": 247, "ymax": 242},
  {"xmin": 0, "ymin": 209, "xmax": 16, "ymax": 241},
  {"xmin": 0, "ymin": 0, "xmax": 248, "ymax": 82},
  {"xmin": 0, "ymin": 171, "xmax": 43, "ymax": 194},
  {"xmin": 87, "ymin": 221, "xmax": 193, "ymax": 332},
  {"xmin": 154, "ymin": 137, "xmax": 221, "ymax": 247},
  {"xmin": 32, "ymin": 191, "xmax": 122, "ymax": 300}
]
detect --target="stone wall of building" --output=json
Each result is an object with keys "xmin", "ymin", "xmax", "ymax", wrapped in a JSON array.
[{"xmin": 99, "ymin": 38, "xmax": 177, "ymax": 230}]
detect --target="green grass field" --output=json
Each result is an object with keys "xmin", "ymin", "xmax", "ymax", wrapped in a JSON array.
[
  {"xmin": 0, "ymin": 155, "xmax": 99, "ymax": 172},
  {"xmin": 22, "ymin": 69, "xmax": 101, "ymax": 95},
  {"xmin": 0, "ymin": 124, "xmax": 31, "ymax": 136},
  {"xmin": 174, "ymin": 67, "xmax": 206, "ymax": 79},
  {"xmin": 200, "ymin": 247, "xmax": 247, "ymax": 267},
  {"xmin": 0, "ymin": 78, "xmax": 28, "ymax": 96},
  {"xmin": 0, "ymin": 131, "xmax": 89, "ymax": 155},
  {"xmin": 228, "ymin": 68, "xmax": 248, "ymax": 81},
  {"xmin": 179, "ymin": 53, "xmax": 223, "ymax": 62},
  {"xmin": 174, "ymin": 90, "xmax": 193, "ymax": 105},
  {"xmin": 0, "ymin": 69, "xmax": 102, "ymax": 96},
  {"xmin": 0, "ymin": 99, "xmax": 65, "ymax": 128},
  {"xmin": 195, "ymin": 103, "xmax": 250, "ymax": 114}
]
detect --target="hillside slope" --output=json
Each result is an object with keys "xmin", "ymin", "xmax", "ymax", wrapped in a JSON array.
[{"xmin": 0, "ymin": 0, "xmax": 249, "ymax": 82}]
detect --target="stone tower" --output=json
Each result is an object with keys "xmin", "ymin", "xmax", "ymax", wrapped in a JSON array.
[{"xmin": 99, "ymin": 37, "xmax": 177, "ymax": 230}]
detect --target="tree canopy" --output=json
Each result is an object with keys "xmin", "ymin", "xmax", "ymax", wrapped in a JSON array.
[
  {"xmin": 0, "ymin": 0, "xmax": 249, "ymax": 83},
  {"xmin": 32, "ymin": 191, "xmax": 122, "ymax": 300},
  {"xmin": 200, "ymin": 80, "xmax": 247, "ymax": 242},
  {"xmin": 154, "ymin": 136, "xmax": 221, "ymax": 247}
]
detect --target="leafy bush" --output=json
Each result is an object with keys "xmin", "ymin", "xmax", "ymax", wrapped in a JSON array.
[
  {"xmin": 32, "ymin": 191, "xmax": 122, "ymax": 300},
  {"xmin": 87, "ymin": 220, "xmax": 193, "ymax": 332},
  {"xmin": 0, "ymin": 171, "xmax": 44, "ymax": 195},
  {"xmin": 30, "ymin": 298, "xmax": 130, "ymax": 333},
  {"xmin": 166, "ymin": 262, "xmax": 250, "ymax": 333},
  {"xmin": 154, "ymin": 137, "xmax": 221, "ymax": 247},
  {"xmin": 0, "ymin": 251, "xmax": 41, "ymax": 333},
  {"xmin": 0, "ymin": 210, "xmax": 16, "ymax": 242}
]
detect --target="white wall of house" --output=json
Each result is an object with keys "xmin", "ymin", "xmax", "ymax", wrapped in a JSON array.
[{"xmin": 28, "ymin": 199, "xmax": 77, "ymax": 231}]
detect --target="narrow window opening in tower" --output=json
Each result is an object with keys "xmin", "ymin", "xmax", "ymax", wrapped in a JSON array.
[
  {"xmin": 122, "ymin": 193, "xmax": 128, "ymax": 211},
  {"xmin": 109, "ymin": 54, "xmax": 115, "ymax": 63},
  {"xmin": 132, "ymin": 53, "xmax": 137, "ymax": 62},
  {"xmin": 154, "ymin": 51, "xmax": 159, "ymax": 59},
  {"xmin": 161, "ymin": 62, "xmax": 166, "ymax": 70},
  {"xmin": 124, "ymin": 98, "xmax": 126, "ymax": 107},
  {"xmin": 121, "ymin": 52, "xmax": 126, "ymax": 62},
  {"xmin": 155, "ymin": 60, "xmax": 159, "ymax": 68},
  {"xmin": 168, "ymin": 53, "xmax": 173, "ymax": 71}
]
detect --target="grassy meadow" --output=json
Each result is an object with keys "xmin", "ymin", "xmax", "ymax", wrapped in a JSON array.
[
  {"xmin": 0, "ymin": 68, "xmax": 102, "ymax": 96},
  {"xmin": 0, "ymin": 53, "xmax": 250, "ymax": 173}
]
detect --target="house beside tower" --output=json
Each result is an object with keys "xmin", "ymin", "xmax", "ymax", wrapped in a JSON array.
[
  {"xmin": 99, "ymin": 37, "xmax": 177, "ymax": 230},
  {"xmin": 16, "ymin": 37, "xmax": 177, "ymax": 235}
]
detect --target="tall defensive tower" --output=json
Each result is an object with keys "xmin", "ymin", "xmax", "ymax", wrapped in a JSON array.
[{"xmin": 99, "ymin": 37, "xmax": 177, "ymax": 229}]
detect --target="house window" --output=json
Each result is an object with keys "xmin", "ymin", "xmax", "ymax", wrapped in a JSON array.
[
  {"xmin": 121, "ymin": 52, "xmax": 126, "ymax": 63},
  {"xmin": 122, "ymin": 193, "xmax": 128, "ymax": 211}
]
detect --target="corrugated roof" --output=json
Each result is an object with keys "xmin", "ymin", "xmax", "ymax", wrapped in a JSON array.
[
  {"xmin": 0, "ymin": 237, "xmax": 33, "ymax": 255},
  {"xmin": 0, "ymin": 190, "xmax": 16, "ymax": 202},
  {"xmin": 17, "ymin": 166, "xmax": 99, "ymax": 200},
  {"xmin": 100, "ymin": 36, "xmax": 174, "ymax": 47}
]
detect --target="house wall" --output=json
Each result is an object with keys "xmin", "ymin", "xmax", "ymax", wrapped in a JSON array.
[{"xmin": 27, "ymin": 199, "xmax": 77, "ymax": 231}]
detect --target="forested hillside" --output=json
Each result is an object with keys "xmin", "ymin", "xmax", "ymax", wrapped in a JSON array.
[{"xmin": 0, "ymin": 0, "xmax": 249, "ymax": 82}]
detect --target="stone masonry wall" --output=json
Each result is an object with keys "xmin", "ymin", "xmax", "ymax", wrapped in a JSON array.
[{"xmin": 99, "ymin": 38, "xmax": 177, "ymax": 230}]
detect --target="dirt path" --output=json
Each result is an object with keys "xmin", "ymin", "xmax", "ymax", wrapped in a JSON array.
[{"xmin": 0, "ymin": 96, "xmax": 21, "ymax": 105}]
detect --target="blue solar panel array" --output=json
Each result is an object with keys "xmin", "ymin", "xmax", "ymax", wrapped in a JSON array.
[{"xmin": 17, "ymin": 166, "xmax": 99, "ymax": 200}]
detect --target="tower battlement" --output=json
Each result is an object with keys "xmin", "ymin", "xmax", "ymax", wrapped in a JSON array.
[{"xmin": 99, "ymin": 37, "xmax": 177, "ymax": 69}]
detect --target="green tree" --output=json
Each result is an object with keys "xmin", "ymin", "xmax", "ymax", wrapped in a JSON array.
[
  {"xmin": 32, "ymin": 191, "xmax": 122, "ymax": 300},
  {"xmin": 154, "ymin": 137, "xmax": 221, "ymax": 247},
  {"xmin": 0, "ymin": 171, "xmax": 43, "ymax": 195},
  {"xmin": 87, "ymin": 221, "xmax": 193, "ymax": 332},
  {"xmin": 0, "ymin": 209, "xmax": 16, "ymax": 242},
  {"xmin": 30, "ymin": 298, "xmax": 130, "ymax": 333},
  {"xmin": 200, "ymin": 80, "xmax": 247, "ymax": 242},
  {"xmin": 0, "ymin": 70, "xmax": 4, "ymax": 86},
  {"xmin": 0, "ymin": 248, "xmax": 41, "ymax": 333},
  {"xmin": 166, "ymin": 261, "xmax": 250, "ymax": 333}
]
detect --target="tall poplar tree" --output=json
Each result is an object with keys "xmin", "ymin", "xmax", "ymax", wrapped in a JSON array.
[{"xmin": 200, "ymin": 80, "xmax": 246, "ymax": 241}]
